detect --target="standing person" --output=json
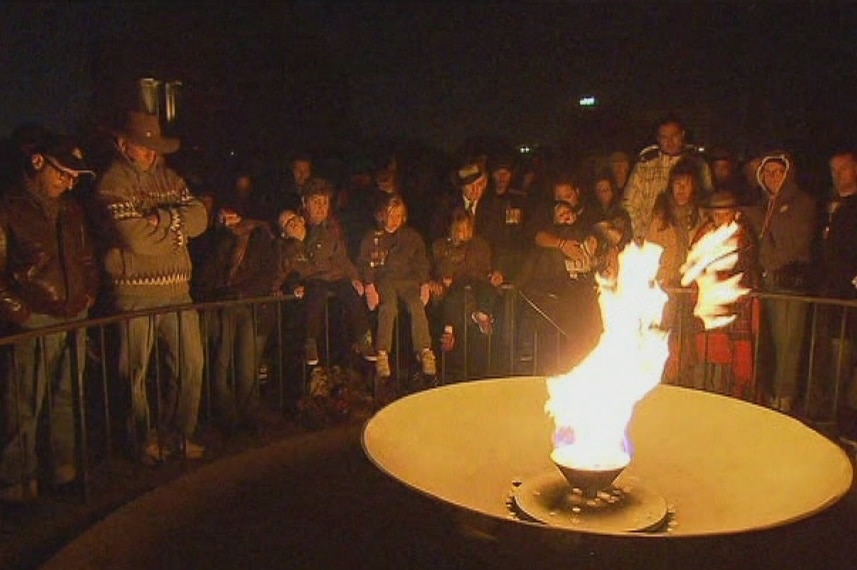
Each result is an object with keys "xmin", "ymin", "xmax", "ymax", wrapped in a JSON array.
[
  {"xmin": 96, "ymin": 111, "xmax": 208, "ymax": 463},
  {"xmin": 591, "ymin": 169, "xmax": 632, "ymax": 252},
  {"xmin": 0, "ymin": 131, "xmax": 99, "ymax": 501},
  {"xmin": 359, "ymin": 195, "xmax": 436, "ymax": 379},
  {"xmin": 623, "ymin": 114, "xmax": 713, "ymax": 240},
  {"xmin": 482, "ymin": 154, "xmax": 530, "ymax": 282},
  {"xmin": 822, "ymin": 149, "xmax": 857, "ymax": 300},
  {"xmin": 608, "ymin": 150, "xmax": 632, "ymax": 194},
  {"xmin": 743, "ymin": 151, "xmax": 816, "ymax": 413},
  {"xmin": 275, "ymin": 152, "xmax": 313, "ymax": 216},
  {"xmin": 193, "ymin": 205, "xmax": 285, "ymax": 435},
  {"xmin": 431, "ymin": 160, "xmax": 504, "ymax": 245},
  {"xmin": 646, "ymin": 157, "xmax": 707, "ymax": 386},
  {"xmin": 819, "ymin": 149, "xmax": 857, "ymax": 436},
  {"xmin": 692, "ymin": 190, "xmax": 761, "ymax": 400}
]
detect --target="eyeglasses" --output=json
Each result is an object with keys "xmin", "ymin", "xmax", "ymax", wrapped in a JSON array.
[{"xmin": 44, "ymin": 157, "xmax": 79, "ymax": 186}]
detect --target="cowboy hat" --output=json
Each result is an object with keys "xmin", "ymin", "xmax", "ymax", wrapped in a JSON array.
[{"xmin": 114, "ymin": 111, "xmax": 180, "ymax": 155}]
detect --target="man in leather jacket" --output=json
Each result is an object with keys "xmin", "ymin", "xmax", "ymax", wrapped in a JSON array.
[{"xmin": 0, "ymin": 130, "xmax": 98, "ymax": 502}]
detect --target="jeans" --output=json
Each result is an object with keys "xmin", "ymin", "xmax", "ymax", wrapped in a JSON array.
[
  {"xmin": 375, "ymin": 279, "xmax": 431, "ymax": 353},
  {"xmin": 209, "ymin": 304, "xmax": 273, "ymax": 426},
  {"xmin": 0, "ymin": 312, "xmax": 86, "ymax": 487},
  {"xmin": 762, "ymin": 296, "xmax": 808, "ymax": 399},
  {"xmin": 115, "ymin": 294, "xmax": 203, "ymax": 444}
]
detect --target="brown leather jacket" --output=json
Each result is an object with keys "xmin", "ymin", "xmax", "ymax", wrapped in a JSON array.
[{"xmin": 0, "ymin": 184, "xmax": 99, "ymax": 325}]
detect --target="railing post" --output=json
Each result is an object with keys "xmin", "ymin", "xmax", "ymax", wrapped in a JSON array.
[
  {"xmin": 98, "ymin": 325, "xmax": 112, "ymax": 465},
  {"xmin": 462, "ymin": 286, "xmax": 469, "ymax": 382},
  {"xmin": 152, "ymin": 315, "xmax": 165, "ymax": 458},
  {"xmin": 69, "ymin": 327, "xmax": 89, "ymax": 503},
  {"xmin": 832, "ymin": 306, "xmax": 849, "ymax": 427},
  {"xmin": 804, "ymin": 302, "xmax": 820, "ymax": 419}
]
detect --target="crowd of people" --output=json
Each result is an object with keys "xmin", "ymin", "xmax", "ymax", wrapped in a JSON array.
[{"xmin": 2, "ymin": 108, "xmax": 857, "ymax": 503}]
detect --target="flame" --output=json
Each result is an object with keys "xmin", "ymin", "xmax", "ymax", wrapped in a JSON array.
[
  {"xmin": 546, "ymin": 224, "xmax": 747, "ymax": 470},
  {"xmin": 545, "ymin": 241, "xmax": 669, "ymax": 469},
  {"xmin": 680, "ymin": 222, "xmax": 750, "ymax": 330}
]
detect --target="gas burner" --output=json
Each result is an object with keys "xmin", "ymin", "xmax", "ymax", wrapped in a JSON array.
[{"xmin": 511, "ymin": 471, "xmax": 668, "ymax": 533}]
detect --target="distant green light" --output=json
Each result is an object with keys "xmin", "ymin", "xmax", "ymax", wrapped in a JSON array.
[{"xmin": 579, "ymin": 96, "xmax": 597, "ymax": 107}]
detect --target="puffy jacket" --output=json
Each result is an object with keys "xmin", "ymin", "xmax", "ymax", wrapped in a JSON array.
[{"xmin": 0, "ymin": 184, "xmax": 99, "ymax": 325}]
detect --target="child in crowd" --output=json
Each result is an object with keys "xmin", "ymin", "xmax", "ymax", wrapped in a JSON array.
[
  {"xmin": 430, "ymin": 208, "xmax": 502, "ymax": 352},
  {"xmin": 358, "ymin": 195, "xmax": 436, "ymax": 378}
]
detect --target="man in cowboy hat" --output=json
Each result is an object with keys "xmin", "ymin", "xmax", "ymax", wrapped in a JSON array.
[
  {"xmin": 95, "ymin": 111, "xmax": 208, "ymax": 464},
  {"xmin": 0, "ymin": 128, "xmax": 99, "ymax": 501}
]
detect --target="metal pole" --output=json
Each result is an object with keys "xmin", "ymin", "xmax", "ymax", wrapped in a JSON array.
[
  {"xmin": 69, "ymin": 327, "xmax": 89, "ymax": 502},
  {"xmin": 98, "ymin": 325, "xmax": 112, "ymax": 464}
]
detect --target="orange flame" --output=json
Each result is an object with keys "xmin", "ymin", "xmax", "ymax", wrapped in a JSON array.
[
  {"xmin": 546, "ymin": 225, "xmax": 748, "ymax": 470},
  {"xmin": 680, "ymin": 222, "xmax": 750, "ymax": 330}
]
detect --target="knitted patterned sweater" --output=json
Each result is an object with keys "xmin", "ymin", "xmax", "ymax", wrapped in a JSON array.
[{"xmin": 96, "ymin": 155, "xmax": 208, "ymax": 300}]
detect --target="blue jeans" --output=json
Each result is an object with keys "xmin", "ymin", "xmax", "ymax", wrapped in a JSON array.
[
  {"xmin": 209, "ymin": 304, "xmax": 273, "ymax": 426},
  {"xmin": 762, "ymin": 296, "xmax": 808, "ymax": 399},
  {"xmin": 0, "ymin": 312, "xmax": 86, "ymax": 487},
  {"xmin": 115, "ymin": 294, "xmax": 203, "ymax": 444}
]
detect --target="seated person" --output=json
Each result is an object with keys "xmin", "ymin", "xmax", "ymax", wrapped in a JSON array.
[
  {"xmin": 298, "ymin": 178, "xmax": 376, "ymax": 367},
  {"xmin": 430, "ymin": 208, "xmax": 503, "ymax": 351},
  {"xmin": 358, "ymin": 195, "xmax": 436, "ymax": 379},
  {"xmin": 275, "ymin": 210, "xmax": 314, "ymax": 298},
  {"xmin": 527, "ymin": 172, "xmax": 598, "ymax": 243},
  {"xmin": 517, "ymin": 201, "xmax": 604, "ymax": 371}
]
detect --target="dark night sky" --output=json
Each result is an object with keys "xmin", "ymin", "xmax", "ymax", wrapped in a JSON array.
[{"xmin": 2, "ymin": 2, "xmax": 857, "ymax": 160}]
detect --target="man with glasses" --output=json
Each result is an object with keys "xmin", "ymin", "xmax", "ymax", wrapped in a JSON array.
[
  {"xmin": 744, "ymin": 151, "xmax": 816, "ymax": 413},
  {"xmin": 96, "ymin": 111, "xmax": 208, "ymax": 465},
  {"xmin": 0, "ymin": 130, "xmax": 99, "ymax": 502}
]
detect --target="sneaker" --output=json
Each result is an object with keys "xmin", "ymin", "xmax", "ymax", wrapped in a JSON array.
[
  {"xmin": 471, "ymin": 311, "xmax": 494, "ymax": 335},
  {"xmin": 356, "ymin": 330, "xmax": 378, "ymax": 362},
  {"xmin": 172, "ymin": 435, "xmax": 206, "ymax": 460},
  {"xmin": 441, "ymin": 326, "xmax": 455, "ymax": 352},
  {"xmin": 376, "ymin": 351, "xmax": 391, "ymax": 377},
  {"xmin": 305, "ymin": 339, "xmax": 319, "ymax": 366},
  {"xmin": 420, "ymin": 349, "xmax": 437, "ymax": 376}
]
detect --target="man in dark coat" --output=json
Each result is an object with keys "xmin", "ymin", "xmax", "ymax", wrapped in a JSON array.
[{"xmin": 0, "ymin": 130, "xmax": 99, "ymax": 502}]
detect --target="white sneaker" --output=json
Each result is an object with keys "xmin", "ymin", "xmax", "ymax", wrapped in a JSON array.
[
  {"xmin": 420, "ymin": 349, "xmax": 437, "ymax": 376},
  {"xmin": 376, "ymin": 351, "xmax": 391, "ymax": 377},
  {"xmin": 173, "ymin": 435, "xmax": 205, "ymax": 460}
]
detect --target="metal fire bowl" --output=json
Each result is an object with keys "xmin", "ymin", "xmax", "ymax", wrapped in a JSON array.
[{"xmin": 362, "ymin": 378, "xmax": 854, "ymax": 537}]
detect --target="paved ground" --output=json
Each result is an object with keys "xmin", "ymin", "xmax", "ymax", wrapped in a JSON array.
[{"xmin": 1, "ymin": 391, "xmax": 856, "ymax": 570}]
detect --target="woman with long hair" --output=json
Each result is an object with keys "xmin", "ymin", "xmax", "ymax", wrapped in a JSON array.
[{"xmin": 646, "ymin": 157, "xmax": 706, "ymax": 385}]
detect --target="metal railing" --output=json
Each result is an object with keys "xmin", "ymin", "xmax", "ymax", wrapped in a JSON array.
[{"xmin": 1, "ymin": 286, "xmax": 855, "ymax": 504}]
